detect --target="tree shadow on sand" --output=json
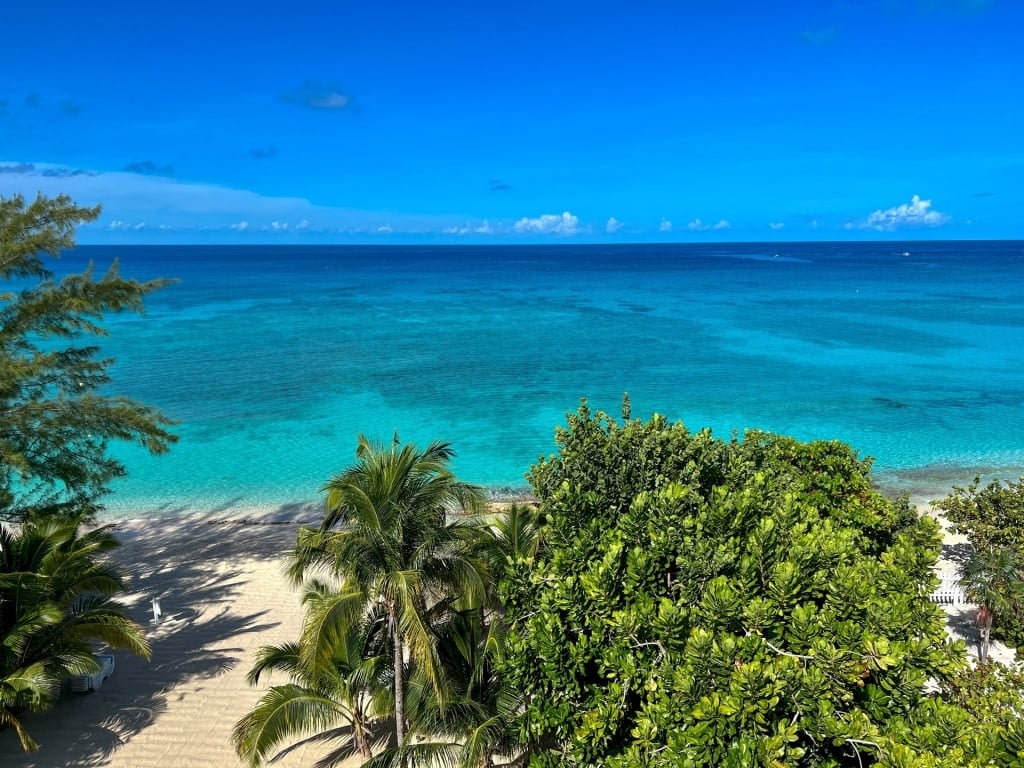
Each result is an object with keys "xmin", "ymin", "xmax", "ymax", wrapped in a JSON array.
[
  {"xmin": 2, "ymin": 508, "xmax": 315, "ymax": 767},
  {"xmin": 941, "ymin": 541, "xmax": 973, "ymax": 569},
  {"xmin": 944, "ymin": 605, "xmax": 982, "ymax": 654}
]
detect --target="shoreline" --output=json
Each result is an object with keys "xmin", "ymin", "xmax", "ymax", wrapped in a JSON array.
[{"xmin": 91, "ymin": 463, "xmax": 1024, "ymax": 525}]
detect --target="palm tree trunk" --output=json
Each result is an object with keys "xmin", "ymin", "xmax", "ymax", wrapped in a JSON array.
[
  {"xmin": 392, "ymin": 608, "xmax": 406, "ymax": 757},
  {"xmin": 353, "ymin": 710, "xmax": 372, "ymax": 758},
  {"xmin": 980, "ymin": 616, "xmax": 991, "ymax": 664},
  {"xmin": 355, "ymin": 727, "xmax": 372, "ymax": 758}
]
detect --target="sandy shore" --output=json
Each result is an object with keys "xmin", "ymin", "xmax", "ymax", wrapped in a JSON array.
[
  {"xmin": 1, "ymin": 500, "xmax": 1015, "ymax": 767},
  {"xmin": 2, "ymin": 508, "xmax": 366, "ymax": 768}
]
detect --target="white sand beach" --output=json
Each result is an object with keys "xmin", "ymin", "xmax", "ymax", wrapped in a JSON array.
[
  {"xmin": 1, "ymin": 501, "xmax": 1016, "ymax": 767},
  {"xmin": 2, "ymin": 507, "xmax": 364, "ymax": 768}
]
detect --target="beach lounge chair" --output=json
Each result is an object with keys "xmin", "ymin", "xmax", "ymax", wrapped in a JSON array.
[{"xmin": 68, "ymin": 653, "xmax": 116, "ymax": 693}]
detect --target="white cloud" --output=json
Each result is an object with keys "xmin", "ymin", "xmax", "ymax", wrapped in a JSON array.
[
  {"xmin": 606, "ymin": 216, "xmax": 624, "ymax": 233},
  {"xmin": 106, "ymin": 220, "xmax": 145, "ymax": 231},
  {"xmin": 443, "ymin": 219, "xmax": 497, "ymax": 236},
  {"xmin": 269, "ymin": 221, "xmax": 289, "ymax": 231},
  {"xmin": 295, "ymin": 219, "xmax": 311, "ymax": 231},
  {"xmin": 659, "ymin": 218, "xmax": 672, "ymax": 232},
  {"xmin": 0, "ymin": 161, "xmax": 463, "ymax": 238},
  {"xmin": 280, "ymin": 81, "xmax": 352, "ymax": 111},
  {"xmin": 376, "ymin": 225, "xmax": 393, "ymax": 233},
  {"xmin": 311, "ymin": 93, "xmax": 349, "ymax": 110},
  {"xmin": 514, "ymin": 211, "xmax": 580, "ymax": 236},
  {"xmin": 855, "ymin": 195, "xmax": 950, "ymax": 231},
  {"xmin": 230, "ymin": 220, "xmax": 249, "ymax": 231},
  {"xmin": 769, "ymin": 221, "xmax": 785, "ymax": 230},
  {"xmin": 688, "ymin": 218, "xmax": 731, "ymax": 232}
]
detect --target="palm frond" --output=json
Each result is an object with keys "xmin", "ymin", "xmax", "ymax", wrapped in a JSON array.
[
  {"xmin": 299, "ymin": 587, "xmax": 367, "ymax": 671},
  {"xmin": 2, "ymin": 603, "xmax": 64, "ymax": 656},
  {"xmin": 59, "ymin": 602, "xmax": 151, "ymax": 659},
  {"xmin": 269, "ymin": 724, "xmax": 362, "ymax": 767},
  {"xmin": 247, "ymin": 434, "xmax": 501, "ymax": 767},
  {"xmin": 361, "ymin": 739, "xmax": 462, "ymax": 768},
  {"xmin": 1, "ymin": 660, "xmax": 61, "ymax": 707},
  {"xmin": 247, "ymin": 642, "xmax": 304, "ymax": 686},
  {"xmin": 460, "ymin": 715, "xmax": 518, "ymax": 768},
  {"xmin": 231, "ymin": 684, "xmax": 349, "ymax": 768},
  {"xmin": 0, "ymin": 706, "xmax": 39, "ymax": 752}
]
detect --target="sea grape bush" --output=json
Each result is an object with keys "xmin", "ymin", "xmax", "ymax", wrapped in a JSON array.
[
  {"xmin": 934, "ymin": 477, "xmax": 1024, "ymax": 554},
  {"xmin": 500, "ymin": 402, "xmax": 1016, "ymax": 767}
]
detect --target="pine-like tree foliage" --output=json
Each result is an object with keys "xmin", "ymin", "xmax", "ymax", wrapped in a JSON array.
[
  {"xmin": 0, "ymin": 193, "xmax": 176, "ymax": 520},
  {"xmin": 500, "ymin": 402, "xmax": 1005, "ymax": 767}
]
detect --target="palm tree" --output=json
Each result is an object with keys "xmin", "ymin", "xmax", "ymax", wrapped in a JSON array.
[
  {"xmin": 0, "ymin": 512, "xmax": 151, "ymax": 751},
  {"xmin": 415, "ymin": 605, "xmax": 522, "ymax": 768},
  {"xmin": 360, "ymin": 603, "xmax": 524, "ymax": 768},
  {"xmin": 959, "ymin": 546, "xmax": 1024, "ymax": 663},
  {"xmin": 289, "ymin": 435, "xmax": 487, "ymax": 763},
  {"xmin": 233, "ymin": 580, "xmax": 391, "ymax": 766},
  {"xmin": 363, "ymin": 505, "xmax": 544, "ymax": 768},
  {"xmin": 478, "ymin": 503, "xmax": 543, "ymax": 570}
]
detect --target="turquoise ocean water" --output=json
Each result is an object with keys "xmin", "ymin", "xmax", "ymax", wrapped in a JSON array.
[{"xmin": 58, "ymin": 242, "xmax": 1024, "ymax": 518}]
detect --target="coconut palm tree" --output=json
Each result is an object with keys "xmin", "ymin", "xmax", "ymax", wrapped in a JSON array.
[
  {"xmin": 362, "ymin": 603, "xmax": 524, "ymax": 768},
  {"xmin": 0, "ymin": 512, "xmax": 151, "ymax": 751},
  {"xmin": 363, "ymin": 505, "xmax": 544, "ymax": 768},
  {"xmin": 959, "ymin": 546, "xmax": 1024, "ymax": 663},
  {"xmin": 233, "ymin": 580, "xmax": 391, "ymax": 766},
  {"xmin": 288, "ymin": 435, "xmax": 487, "ymax": 764},
  {"xmin": 478, "ymin": 503, "xmax": 543, "ymax": 573},
  {"xmin": 415, "ymin": 605, "xmax": 521, "ymax": 768}
]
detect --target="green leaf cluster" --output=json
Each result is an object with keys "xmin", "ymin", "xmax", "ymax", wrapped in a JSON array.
[
  {"xmin": 501, "ymin": 403, "xmax": 1006, "ymax": 767},
  {"xmin": 1, "ymin": 193, "xmax": 176, "ymax": 521},
  {"xmin": 934, "ymin": 478, "xmax": 1024, "ymax": 553},
  {"xmin": 1, "ymin": 512, "xmax": 152, "ymax": 751},
  {"xmin": 933, "ymin": 478, "xmax": 1024, "ymax": 650}
]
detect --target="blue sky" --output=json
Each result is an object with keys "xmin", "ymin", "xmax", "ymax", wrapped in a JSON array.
[{"xmin": 1, "ymin": 0, "xmax": 1021, "ymax": 242}]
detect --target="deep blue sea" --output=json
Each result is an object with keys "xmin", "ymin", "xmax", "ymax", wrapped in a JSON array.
[{"xmin": 58, "ymin": 242, "xmax": 1024, "ymax": 517}]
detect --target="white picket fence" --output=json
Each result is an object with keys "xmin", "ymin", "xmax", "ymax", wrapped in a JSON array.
[{"xmin": 930, "ymin": 573, "xmax": 969, "ymax": 606}]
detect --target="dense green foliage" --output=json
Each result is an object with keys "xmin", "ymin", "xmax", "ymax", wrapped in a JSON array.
[
  {"xmin": 499, "ymin": 402, "xmax": 998, "ymax": 767},
  {"xmin": 934, "ymin": 478, "xmax": 1024, "ymax": 650},
  {"xmin": 0, "ymin": 513, "xmax": 151, "ymax": 751},
  {"xmin": 940, "ymin": 662, "xmax": 1024, "ymax": 767},
  {"xmin": 236, "ymin": 436, "xmax": 528, "ymax": 768},
  {"xmin": 238, "ymin": 411, "xmax": 1024, "ymax": 767},
  {"xmin": 934, "ymin": 477, "xmax": 1024, "ymax": 553},
  {"xmin": 0, "ymin": 193, "xmax": 176, "ymax": 521}
]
